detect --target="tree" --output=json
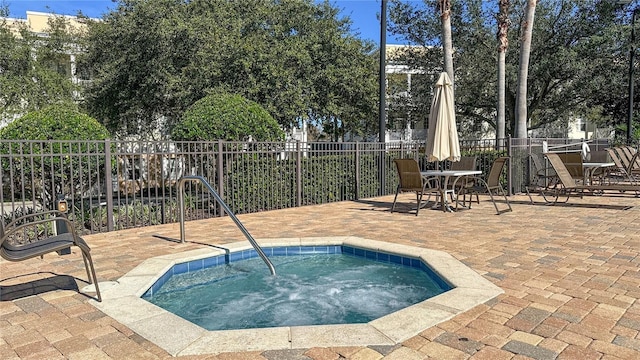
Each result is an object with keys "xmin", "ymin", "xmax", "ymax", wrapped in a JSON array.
[
  {"xmin": 438, "ymin": 0, "xmax": 455, "ymax": 85},
  {"xmin": 306, "ymin": 19, "xmax": 378, "ymax": 141},
  {"xmin": 80, "ymin": 0, "xmax": 189, "ymax": 137},
  {"xmin": 496, "ymin": 0, "xmax": 510, "ymax": 141},
  {"xmin": 0, "ymin": 10, "xmax": 80, "ymax": 122},
  {"xmin": 388, "ymin": 0, "xmax": 631, "ymax": 138},
  {"xmin": 82, "ymin": 0, "xmax": 378, "ymax": 139},
  {"xmin": 514, "ymin": 0, "xmax": 537, "ymax": 138},
  {"xmin": 171, "ymin": 91, "xmax": 285, "ymax": 142}
]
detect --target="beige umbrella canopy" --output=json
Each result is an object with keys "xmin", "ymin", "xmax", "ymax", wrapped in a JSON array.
[{"xmin": 425, "ymin": 72, "xmax": 460, "ymax": 163}]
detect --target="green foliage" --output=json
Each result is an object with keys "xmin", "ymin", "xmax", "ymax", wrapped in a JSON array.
[
  {"xmin": 0, "ymin": 14, "xmax": 81, "ymax": 120},
  {"xmin": 82, "ymin": 0, "xmax": 377, "ymax": 139},
  {"xmin": 0, "ymin": 209, "xmax": 59, "ymax": 245},
  {"xmin": 0, "ymin": 103, "xmax": 110, "ymax": 140},
  {"xmin": 224, "ymin": 154, "xmax": 297, "ymax": 212},
  {"xmin": 0, "ymin": 104, "xmax": 110, "ymax": 207},
  {"xmin": 223, "ymin": 152, "xmax": 391, "ymax": 213},
  {"xmin": 388, "ymin": 0, "xmax": 633, "ymax": 137},
  {"xmin": 83, "ymin": 200, "xmax": 193, "ymax": 232},
  {"xmin": 171, "ymin": 92, "xmax": 284, "ymax": 141}
]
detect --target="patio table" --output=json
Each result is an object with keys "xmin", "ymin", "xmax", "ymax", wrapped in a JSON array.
[
  {"xmin": 564, "ymin": 162, "xmax": 615, "ymax": 185},
  {"xmin": 583, "ymin": 162, "xmax": 615, "ymax": 184},
  {"xmin": 420, "ymin": 170, "xmax": 482, "ymax": 212}
]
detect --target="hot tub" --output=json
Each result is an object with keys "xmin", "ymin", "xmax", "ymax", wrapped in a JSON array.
[{"xmin": 92, "ymin": 237, "xmax": 503, "ymax": 356}]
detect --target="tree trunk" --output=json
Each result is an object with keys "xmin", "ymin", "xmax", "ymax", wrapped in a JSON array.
[
  {"xmin": 439, "ymin": 0, "xmax": 454, "ymax": 87},
  {"xmin": 515, "ymin": 0, "xmax": 537, "ymax": 138},
  {"xmin": 496, "ymin": 0, "xmax": 510, "ymax": 141}
]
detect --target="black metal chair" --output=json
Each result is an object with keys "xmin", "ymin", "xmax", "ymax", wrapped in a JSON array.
[{"xmin": 1, "ymin": 210, "xmax": 102, "ymax": 301}]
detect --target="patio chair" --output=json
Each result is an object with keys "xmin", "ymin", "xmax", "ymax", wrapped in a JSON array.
[
  {"xmin": 556, "ymin": 152, "xmax": 584, "ymax": 183},
  {"xmin": 529, "ymin": 153, "xmax": 639, "ymax": 205},
  {"xmin": 0, "ymin": 210, "xmax": 102, "ymax": 302},
  {"xmin": 449, "ymin": 156, "xmax": 477, "ymax": 171},
  {"xmin": 618, "ymin": 146, "xmax": 640, "ymax": 175},
  {"xmin": 525, "ymin": 153, "xmax": 562, "ymax": 202},
  {"xmin": 462, "ymin": 156, "xmax": 512, "ymax": 215},
  {"xmin": 589, "ymin": 150, "xmax": 610, "ymax": 163},
  {"xmin": 449, "ymin": 156, "xmax": 477, "ymax": 206},
  {"xmin": 606, "ymin": 147, "xmax": 639, "ymax": 183},
  {"xmin": 392, "ymin": 159, "xmax": 440, "ymax": 216},
  {"xmin": 617, "ymin": 145, "xmax": 636, "ymax": 161}
]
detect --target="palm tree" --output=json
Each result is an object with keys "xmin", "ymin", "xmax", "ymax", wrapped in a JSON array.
[
  {"xmin": 496, "ymin": 0, "xmax": 510, "ymax": 140},
  {"xmin": 515, "ymin": 0, "xmax": 537, "ymax": 138},
  {"xmin": 438, "ymin": 0, "xmax": 454, "ymax": 86}
]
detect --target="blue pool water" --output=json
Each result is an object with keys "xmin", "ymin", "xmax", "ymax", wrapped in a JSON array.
[{"xmin": 142, "ymin": 247, "xmax": 450, "ymax": 331}]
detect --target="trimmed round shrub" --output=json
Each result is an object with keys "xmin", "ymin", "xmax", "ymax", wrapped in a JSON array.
[
  {"xmin": 171, "ymin": 92, "xmax": 285, "ymax": 141},
  {"xmin": 0, "ymin": 103, "xmax": 110, "ymax": 140},
  {"xmin": 0, "ymin": 104, "xmax": 111, "ymax": 212}
]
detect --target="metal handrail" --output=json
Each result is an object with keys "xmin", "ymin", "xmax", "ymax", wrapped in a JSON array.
[{"xmin": 177, "ymin": 175, "xmax": 276, "ymax": 276}]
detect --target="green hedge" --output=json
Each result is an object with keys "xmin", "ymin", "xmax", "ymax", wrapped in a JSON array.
[
  {"xmin": 172, "ymin": 92, "xmax": 285, "ymax": 141},
  {"xmin": 0, "ymin": 104, "xmax": 110, "ymax": 204},
  {"xmin": 0, "ymin": 103, "xmax": 110, "ymax": 141},
  {"xmin": 219, "ymin": 153, "xmax": 394, "ymax": 214}
]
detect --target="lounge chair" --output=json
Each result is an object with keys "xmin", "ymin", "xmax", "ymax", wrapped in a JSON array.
[
  {"xmin": 618, "ymin": 146, "xmax": 640, "ymax": 174},
  {"xmin": 392, "ymin": 159, "xmax": 440, "ymax": 216},
  {"xmin": 460, "ymin": 156, "xmax": 512, "ymax": 215},
  {"xmin": 528, "ymin": 152, "xmax": 639, "ymax": 204},
  {"xmin": 1, "ymin": 210, "xmax": 102, "ymax": 301},
  {"xmin": 589, "ymin": 150, "xmax": 610, "ymax": 163},
  {"xmin": 606, "ymin": 147, "xmax": 639, "ymax": 183},
  {"xmin": 556, "ymin": 152, "xmax": 584, "ymax": 183}
]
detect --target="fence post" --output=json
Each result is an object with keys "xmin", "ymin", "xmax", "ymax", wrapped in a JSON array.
[
  {"xmin": 378, "ymin": 143, "xmax": 386, "ymax": 196},
  {"xmin": 217, "ymin": 140, "xmax": 224, "ymax": 216},
  {"xmin": 355, "ymin": 142, "xmax": 360, "ymax": 200},
  {"xmin": 104, "ymin": 139, "xmax": 115, "ymax": 232},
  {"xmin": 527, "ymin": 137, "xmax": 533, "ymax": 193},
  {"xmin": 507, "ymin": 136, "xmax": 513, "ymax": 196},
  {"xmin": 296, "ymin": 141, "xmax": 302, "ymax": 207}
]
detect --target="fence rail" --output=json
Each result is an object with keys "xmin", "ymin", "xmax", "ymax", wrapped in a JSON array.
[{"xmin": 1, "ymin": 138, "xmax": 618, "ymax": 235}]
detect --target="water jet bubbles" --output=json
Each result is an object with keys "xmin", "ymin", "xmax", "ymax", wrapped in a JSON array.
[
  {"xmin": 146, "ymin": 253, "xmax": 446, "ymax": 330},
  {"xmin": 327, "ymin": 288, "xmax": 342, "ymax": 296}
]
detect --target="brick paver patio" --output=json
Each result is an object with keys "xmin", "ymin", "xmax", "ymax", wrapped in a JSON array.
[{"xmin": 1, "ymin": 193, "xmax": 639, "ymax": 359}]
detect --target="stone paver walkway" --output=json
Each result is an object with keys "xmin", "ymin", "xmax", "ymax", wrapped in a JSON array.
[{"xmin": 1, "ymin": 193, "xmax": 639, "ymax": 359}]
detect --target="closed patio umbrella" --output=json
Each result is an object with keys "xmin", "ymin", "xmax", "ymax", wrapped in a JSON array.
[{"xmin": 425, "ymin": 72, "xmax": 460, "ymax": 163}]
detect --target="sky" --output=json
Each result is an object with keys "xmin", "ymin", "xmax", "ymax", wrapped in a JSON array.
[{"xmin": 3, "ymin": 0, "xmax": 411, "ymax": 44}]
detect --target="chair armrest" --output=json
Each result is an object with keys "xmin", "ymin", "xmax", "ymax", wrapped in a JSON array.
[
  {"xmin": 534, "ymin": 167, "xmax": 558, "ymax": 178},
  {"xmin": 628, "ymin": 151, "xmax": 640, "ymax": 172},
  {"xmin": 422, "ymin": 176, "xmax": 440, "ymax": 189},
  {"xmin": 1, "ymin": 210, "xmax": 79, "ymax": 247},
  {"xmin": 462, "ymin": 176, "xmax": 487, "ymax": 191}
]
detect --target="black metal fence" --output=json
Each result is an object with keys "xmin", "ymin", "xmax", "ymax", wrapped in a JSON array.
[{"xmin": 0, "ymin": 137, "xmax": 615, "ymax": 235}]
